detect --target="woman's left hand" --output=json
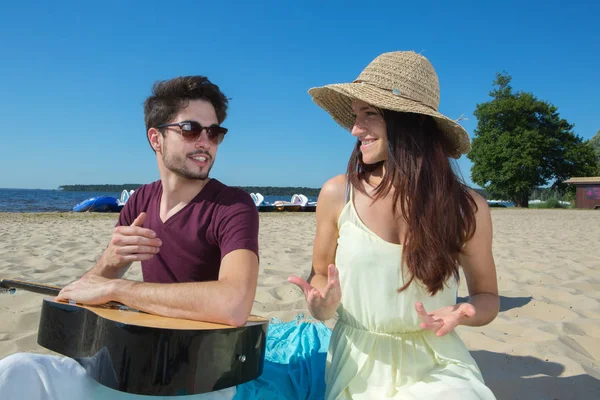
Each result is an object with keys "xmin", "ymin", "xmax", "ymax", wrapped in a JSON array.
[{"xmin": 415, "ymin": 302, "xmax": 476, "ymax": 337}]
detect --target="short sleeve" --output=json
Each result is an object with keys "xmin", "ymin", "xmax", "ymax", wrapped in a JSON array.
[
  {"xmin": 116, "ymin": 190, "xmax": 140, "ymax": 227},
  {"xmin": 216, "ymin": 190, "xmax": 259, "ymax": 259}
]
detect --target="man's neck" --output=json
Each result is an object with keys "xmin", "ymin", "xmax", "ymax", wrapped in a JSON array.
[{"xmin": 160, "ymin": 172, "xmax": 210, "ymax": 213}]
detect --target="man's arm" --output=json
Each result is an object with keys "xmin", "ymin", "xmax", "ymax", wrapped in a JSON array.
[
  {"xmin": 81, "ymin": 250, "xmax": 132, "ymax": 280},
  {"xmin": 58, "ymin": 248, "xmax": 259, "ymax": 327},
  {"xmin": 82, "ymin": 212, "xmax": 159, "ymax": 279},
  {"xmin": 111, "ymin": 248, "xmax": 259, "ymax": 327}
]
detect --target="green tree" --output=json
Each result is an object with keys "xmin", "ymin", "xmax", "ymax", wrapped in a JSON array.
[
  {"xmin": 589, "ymin": 130, "xmax": 600, "ymax": 170},
  {"xmin": 468, "ymin": 72, "xmax": 597, "ymax": 207}
]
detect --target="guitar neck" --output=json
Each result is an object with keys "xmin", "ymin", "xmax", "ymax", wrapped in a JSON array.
[
  {"xmin": 0, "ymin": 279, "xmax": 136, "ymax": 311},
  {"xmin": 0, "ymin": 279, "xmax": 62, "ymax": 296}
]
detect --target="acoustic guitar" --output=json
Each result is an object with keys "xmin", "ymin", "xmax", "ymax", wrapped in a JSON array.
[{"xmin": 0, "ymin": 278, "xmax": 269, "ymax": 396}]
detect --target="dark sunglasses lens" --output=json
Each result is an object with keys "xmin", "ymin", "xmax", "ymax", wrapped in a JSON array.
[
  {"xmin": 207, "ymin": 127, "xmax": 227, "ymax": 143},
  {"xmin": 179, "ymin": 122, "xmax": 202, "ymax": 140},
  {"xmin": 180, "ymin": 122, "xmax": 227, "ymax": 143}
]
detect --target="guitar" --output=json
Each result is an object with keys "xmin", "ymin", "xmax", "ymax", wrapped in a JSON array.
[{"xmin": 0, "ymin": 279, "xmax": 269, "ymax": 396}]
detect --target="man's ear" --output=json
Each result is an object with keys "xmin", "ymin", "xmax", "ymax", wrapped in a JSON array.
[{"xmin": 148, "ymin": 128, "xmax": 162, "ymax": 153}]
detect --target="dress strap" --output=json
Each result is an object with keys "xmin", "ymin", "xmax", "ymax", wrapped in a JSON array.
[{"xmin": 345, "ymin": 179, "xmax": 351, "ymax": 204}]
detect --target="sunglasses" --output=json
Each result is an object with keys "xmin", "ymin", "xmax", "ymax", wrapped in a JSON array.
[{"xmin": 157, "ymin": 121, "xmax": 228, "ymax": 144}]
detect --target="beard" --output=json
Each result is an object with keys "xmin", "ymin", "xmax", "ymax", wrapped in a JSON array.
[{"xmin": 162, "ymin": 142, "xmax": 213, "ymax": 181}]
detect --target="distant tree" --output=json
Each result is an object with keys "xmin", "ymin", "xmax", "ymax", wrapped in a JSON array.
[
  {"xmin": 59, "ymin": 184, "xmax": 321, "ymax": 197},
  {"xmin": 59, "ymin": 184, "xmax": 143, "ymax": 192},
  {"xmin": 589, "ymin": 130, "xmax": 600, "ymax": 170},
  {"xmin": 550, "ymin": 129, "xmax": 599, "ymax": 197},
  {"xmin": 236, "ymin": 186, "xmax": 321, "ymax": 197},
  {"xmin": 468, "ymin": 72, "xmax": 598, "ymax": 207}
]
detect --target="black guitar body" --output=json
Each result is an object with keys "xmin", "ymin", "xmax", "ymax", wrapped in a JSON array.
[{"xmin": 37, "ymin": 299, "xmax": 268, "ymax": 396}]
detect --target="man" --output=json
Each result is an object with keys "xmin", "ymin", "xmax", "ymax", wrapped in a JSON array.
[{"xmin": 0, "ymin": 76, "xmax": 259, "ymax": 399}]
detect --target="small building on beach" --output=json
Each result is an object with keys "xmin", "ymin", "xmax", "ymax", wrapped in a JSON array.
[{"xmin": 564, "ymin": 177, "xmax": 600, "ymax": 209}]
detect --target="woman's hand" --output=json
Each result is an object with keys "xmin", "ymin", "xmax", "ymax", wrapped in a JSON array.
[
  {"xmin": 415, "ymin": 301, "xmax": 476, "ymax": 337},
  {"xmin": 288, "ymin": 264, "xmax": 341, "ymax": 321}
]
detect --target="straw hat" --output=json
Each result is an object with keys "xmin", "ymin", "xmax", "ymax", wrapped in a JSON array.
[{"xmin": 308, "ymin": 51, "xmax": 470, "ymax": 158}]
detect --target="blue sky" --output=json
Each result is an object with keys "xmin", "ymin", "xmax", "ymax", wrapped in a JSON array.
[{"xmin": 1, "ymin": 0, "xmax": 598, "ymax": 190}]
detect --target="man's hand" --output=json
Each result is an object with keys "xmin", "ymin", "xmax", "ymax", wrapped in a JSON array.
[
  {"xmin": 105, "ymin": 212, "xmax": 162, "ymax": 268},
  {"xmin": 56, "ymin": 275, "xmax": 125, "ymax": 305},
  {"xmin": 288, "ymin": 264, "xmax": 341, "ymax": 321},
  {"xmin": 415, "ymin": 301, "xmax": 476, "ymax": 337}
]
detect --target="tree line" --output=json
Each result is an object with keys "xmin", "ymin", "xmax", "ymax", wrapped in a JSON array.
[
  {"xmin": 58, "ymin": 184, "xmax": 322, "ymax": 197},
  {"xmin": 59, "ymin": 184, "xmax": 142, "ymax": 192}
]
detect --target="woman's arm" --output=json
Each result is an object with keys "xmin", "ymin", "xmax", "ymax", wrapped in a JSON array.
[
  {"xmin": 458, "ymin": 191, "xmax": 500, "ymax": 327},
  {"xmin": 416, "ymin": 191, "xmax": 499, "ymax": 336},
  {"xmin": 288, "ymin": 174, "xmax": 346, "ymax": 321},
  {"xmin": 309, "ymin": 175, "xmax": 346, "ymax": 290}
]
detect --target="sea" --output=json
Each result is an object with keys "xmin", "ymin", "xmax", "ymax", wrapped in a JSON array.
[
  {"xmin": 0, "ymin": 188, "xmax": 318, "ymax": 213},
  {"xmin": 0, "ymin": 188, "xmax": 515, "ymax": 213}
]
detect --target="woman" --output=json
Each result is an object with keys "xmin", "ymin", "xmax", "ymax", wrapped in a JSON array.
[{"xmin": 289, "ymin": 51, "xmax": 499, "ymax": 399}]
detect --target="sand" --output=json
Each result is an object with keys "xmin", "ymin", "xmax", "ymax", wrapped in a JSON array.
[{"xmin": 0, "ymin": 209, "xmax": 599, "ymax": 399}]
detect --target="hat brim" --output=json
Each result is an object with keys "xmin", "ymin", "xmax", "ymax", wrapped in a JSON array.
[{"xmin": 308, "ymin": 82, "xmax": 470, "ymax": 158}]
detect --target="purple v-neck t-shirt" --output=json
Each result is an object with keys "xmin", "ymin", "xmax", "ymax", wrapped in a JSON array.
[{"xmin": 116, "ymin": 179, "xmax": 259, "ymax": 284}]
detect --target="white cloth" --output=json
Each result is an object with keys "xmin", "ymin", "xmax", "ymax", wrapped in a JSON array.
[{"xmin": 0, "ymin": 353, "xmax": 236, "ymax": 400}]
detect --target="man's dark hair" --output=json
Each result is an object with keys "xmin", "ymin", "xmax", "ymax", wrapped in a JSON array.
[{"xmin": 144, "ymin": 76, "xmax": 229, "ymax": 142}]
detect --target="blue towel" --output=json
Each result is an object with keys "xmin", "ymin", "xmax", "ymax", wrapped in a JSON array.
[{"xmin": 234, "ymin": 315, "xmax": 331, "ymax": 400}]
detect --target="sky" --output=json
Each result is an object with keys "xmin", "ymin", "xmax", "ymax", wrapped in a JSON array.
[{"xmin": 1, "ymin": 0, "xmax": 598, "ymax": 190}]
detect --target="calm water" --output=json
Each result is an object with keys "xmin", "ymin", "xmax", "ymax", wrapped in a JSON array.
[
  {"xmin": 0, "ymin": 188, "xmax": 317, "ymax": 213},
  {"xmin": 0, "ymin": 189, "xmax": 124, "ymax": 212}
]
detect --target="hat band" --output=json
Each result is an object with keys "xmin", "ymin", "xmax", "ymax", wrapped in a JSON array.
[{"xmin": 352, "ymin": 80, "xmax": 438, "ymax": 112}]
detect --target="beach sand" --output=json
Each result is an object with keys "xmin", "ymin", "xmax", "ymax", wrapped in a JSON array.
[{"xmin": 0, "ymin": 209, "xmax": 599, "ymax": 399}]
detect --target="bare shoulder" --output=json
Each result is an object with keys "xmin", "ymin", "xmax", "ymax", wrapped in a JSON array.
[
  {"xmin": 319, "ymin": 174, "xmax": 347, "ymax": 205},
  {"xmin": 317, "ymin": 174, "xmax": 347, "ymax": 220},
  {"xmin": 467, "ymin": 188, "xmax": 490, "ymax": 216},
  {"xmin": 465, "ymin": 189, "xmax": 493, "ymax": 241}
]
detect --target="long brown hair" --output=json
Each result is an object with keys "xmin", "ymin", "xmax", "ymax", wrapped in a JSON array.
[{"xmin": 347, "ymin": 110, "xmax": 477, "ymax": 296}]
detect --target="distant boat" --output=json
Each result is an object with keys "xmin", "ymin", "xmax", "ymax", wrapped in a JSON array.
[
  {"xmin": 73, "ymin": 196, "xmax": 122, "ymax": 212},
  {"xmin": 273, "ymin": 194, "xmax": 309, "ymax": 212},
  {"xmin": 251, "ymin": 192, "xmax": 276, "ymax": 212},
  {"xmin": 487, "ymin": 200, "xmax": 513, "ymax": 208},
  {"xmin": 250, "ymin": 193, "xmax": 264, "ymax": 206},
  {"xmin": 291, "ymin": 194, "xmax": 316, "ymax": 212},
  {"xmin": 291, "ymin": 194, "xmax": 308, "ymax": 206},
  {"xmin": 73, "ymin": 189, "xmax": 133, "ymax": 213},
  {"xmin": 273, "ymin": 201, "xmax": 299, "ymax": 212},
  {"xmin": 118, "ymin": 189, "xmax": 135, "ymax": 206},
  {"xmin": 302, "ymin": 201, "xmax": 317, "ymax": 212},
  {"xmin": 258, "ymin": 204, "xmax": 276, "ymax": 212},
  {"xmin": 250, "ymin": 192, "xmax": 316, "ymax": 212}
]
